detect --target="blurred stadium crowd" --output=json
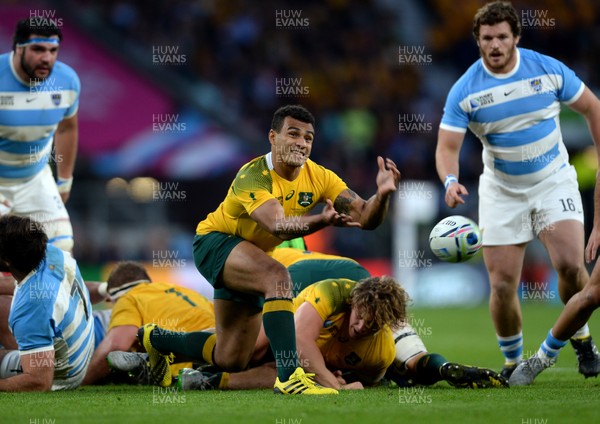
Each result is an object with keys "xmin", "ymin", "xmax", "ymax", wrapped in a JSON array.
[
  {"xmin": 88, "ymin": 0, "xmax": 600, "ymax": 183},
  {"xmin": 8, "ymin": 0, "xmax": 600, "ymax": 264}
]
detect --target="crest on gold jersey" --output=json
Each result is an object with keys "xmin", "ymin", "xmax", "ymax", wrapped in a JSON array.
[{"xmin": 298, "ymin": 192, "xmax": 313, "ymax": 207}]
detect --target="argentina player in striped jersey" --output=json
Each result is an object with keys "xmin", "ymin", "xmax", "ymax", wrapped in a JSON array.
[
  {"xmin": 0, "ymin": 18, "xmax": 80, "ymax": 260},
  {"xmin": 435, "ymin": 1, "xmax": 600, "ymax": 381},
  {"xmin": 0, "ymin": 215, "xmax": 94, "ymax": 391}
]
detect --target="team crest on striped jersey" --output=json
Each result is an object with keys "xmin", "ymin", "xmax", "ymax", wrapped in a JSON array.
[
  {"xmin": 298, "ymin": 192, "xmax": 313, "ymax": 207},
  {"xmin": 51, "ymin": 93, "xmax": 62, "ymax": 106},
  {"xmin": 530, "ymin": 78, "xmax": 542, "ymax": 92}
]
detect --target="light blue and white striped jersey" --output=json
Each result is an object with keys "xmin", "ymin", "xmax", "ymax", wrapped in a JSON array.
[
  {"xmin": 440, "ymin": 48, "xmax": 584, "ymax": 185},
  {"xmin": 0, "ymin": 52, "xmax": 80, "ymax": 181},
  {"xmin": 9, "ymin": 245, "xmax": 94, "ymax": 390}
]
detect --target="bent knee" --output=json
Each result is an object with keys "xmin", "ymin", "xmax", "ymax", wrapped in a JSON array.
[
  {"xmin": 554, "ymin": 260, "xmax": 585, "ymax": 281},
  {"xmin": 215, "ymin": 356, "xmax": 251, "ymax": 373},
  {"xmin": 489, "ymin": 277, "xmax": 519, "ymax": 298}
]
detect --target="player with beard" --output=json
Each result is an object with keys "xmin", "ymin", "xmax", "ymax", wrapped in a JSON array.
[
  {"xmin": 435, "ymin": 1, "xmax": 600, "ymax": 381},
  {"xmin": 0, "ymin": 18, "xmax": 80, "ymax": 259}
]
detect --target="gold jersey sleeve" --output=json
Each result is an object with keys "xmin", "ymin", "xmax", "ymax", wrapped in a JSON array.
[
  {"xmin": 108, "ymin": 282, "xmax": 215, "ymax": 332},
  {"xmin": 196, "ymin": 153, "xmax": 348, "ymax": 252}
]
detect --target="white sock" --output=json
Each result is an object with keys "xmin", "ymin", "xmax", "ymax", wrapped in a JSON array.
[{"xmin": 572, "ymin": 324, "xmax": 590, "ymax": 340}]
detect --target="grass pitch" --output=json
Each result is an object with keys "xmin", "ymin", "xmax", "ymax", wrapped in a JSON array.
[{"xmin": 2, "ymin": 304, "xmax": 599, "ymax": 424}]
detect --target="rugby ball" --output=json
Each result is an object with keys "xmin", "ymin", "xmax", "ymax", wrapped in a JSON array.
[{"xmin": 429, "ymin": 215, "xmax": 482, "ymax": 263}]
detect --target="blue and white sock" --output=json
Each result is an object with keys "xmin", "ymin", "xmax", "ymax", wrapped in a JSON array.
[
  {"xmin": 497, "ymin": 332, "xmax": 523, "ymax": 365},
  {"xmin": 540, "ymin": 329, "xmax": 567, "ymax": 360}
]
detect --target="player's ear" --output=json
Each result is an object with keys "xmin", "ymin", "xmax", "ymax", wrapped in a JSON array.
[
  {"xmin": 515, "ymin": 35, "xmax": 520, "ymax": 46},
  {"xmin": 268, "ymin": 129, "xmax": 277, "ymax": 145}
]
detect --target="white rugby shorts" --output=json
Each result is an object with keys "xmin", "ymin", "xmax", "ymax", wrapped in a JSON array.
[
  {"xmin": 478, "ymin": 165, "xmax": 583, "ymax": 246},
  {"xmin": 0, "ymin": 165, "xmax": 73, "ymax": 247}
]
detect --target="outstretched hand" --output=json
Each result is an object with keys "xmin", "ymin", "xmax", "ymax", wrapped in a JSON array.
[
  {"xmin": 444, "ymin": 182, "xmax": 469, "ymax": 208},
  {"xmin": 376, "ymin": 156, "xmax": 401, "ymax": 196},
  {"xmin": 322, "ymin": 199, "xmax": 361, "ymax": 228}
]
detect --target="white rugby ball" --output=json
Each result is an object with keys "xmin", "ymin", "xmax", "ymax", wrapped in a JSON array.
[{"xmin": 429, "ymin": 215, "xmax": 482, "ymax": 263}]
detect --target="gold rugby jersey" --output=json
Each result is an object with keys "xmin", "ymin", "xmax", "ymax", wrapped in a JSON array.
[
  {"xmin": 196, "ymin": 153, "xmax": 348, "ymax": 252},
  {"xmin": 109, "ymin": 281, "xmax": 215, "ymax": 374}
]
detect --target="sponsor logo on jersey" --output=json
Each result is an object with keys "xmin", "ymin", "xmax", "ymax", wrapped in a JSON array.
[{"xmin": 0, "ymin": 95, "xmax": 14, "ymax": 105}]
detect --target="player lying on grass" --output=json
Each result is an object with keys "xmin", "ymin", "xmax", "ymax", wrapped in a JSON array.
[
  {"xmin": 133, "ymin": 275, "xmax": 407, "ymax": 391},
  {"xmin": 0, "ymin": 215, "xmax": 93, "ymax": 391},
  {"xmin": 270, "ymin": 244, "xmax": 508, "ymax": 389},
  {"xmin": 110, "ymin": 242, "xmax": 507, "ymax": 390},
  {"xmin": 82, "ymin": 261, "xmax": 215, "ymax": 385}
]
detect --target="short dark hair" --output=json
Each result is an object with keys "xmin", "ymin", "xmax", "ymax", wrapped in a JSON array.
[
  {"xmin": 107, "ymin": 261, "xmax": 152, "ymax": 291},
  {"xmin": 271, "ymin": 105, "xmax": 315, "ymax": 132},
  {"xmin": 13, "ymin": 17, "xmax": 63, "ymax": 51},
  {"xmin": 473, "ymin": 1, "xmax": 521, "ymax": 40},
  {"xmin": 0, "ymin": 215, "xmax": 48, "ymax": 274}
]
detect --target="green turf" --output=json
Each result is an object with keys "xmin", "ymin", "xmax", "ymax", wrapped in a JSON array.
[{"xmin": 2, "ymin": 304, "xmax": 600, "ymax": 424}]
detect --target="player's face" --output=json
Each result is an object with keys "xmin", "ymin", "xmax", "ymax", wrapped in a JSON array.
[
  {"xmin": 269, "ymin": 117, "xmax": 314, "ymax": 168},
  {"xmin": 477, "ymin": 21, "xmax": 520, "ymax": 74},
  {"xmin": 18, "ymin": 35, "xmax": 60, "ymax": 81},
  {"xmin": 349, "ymin": 306, "xmax": 379, "ymax": 339}
]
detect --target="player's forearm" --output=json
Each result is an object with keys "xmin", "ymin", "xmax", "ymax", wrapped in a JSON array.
[
  {"xmin": 0, "ymin": 371, "xmax": 53, "ymax": 392},
  {"xmin": 271, "ymin": 214, "xmax": 328, "ymax": 240},
  {"xmin": 435, "ymin": 127, "xmax": 465, "ymax": 185},
  {"xmin": 593, "ymin": 171, "xmax": 600, "ymax": 229},
  {"xmin": 298, "ymin": 340, "xmax": 340, "ymax": 389},
  {"xmin": 358, "ymin": 192, "xmax": 391, "ymax": 230},
  {"xmin": 54, "ymin": 125, "xmax": 78, "ymax": 179},
  {"xmin": 435, "ymin": 144, "xmax": 460, "ymax": 183},
  {"xmin": 584, "ymin": 110, "xmax": 600, "ymax": 164}
]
